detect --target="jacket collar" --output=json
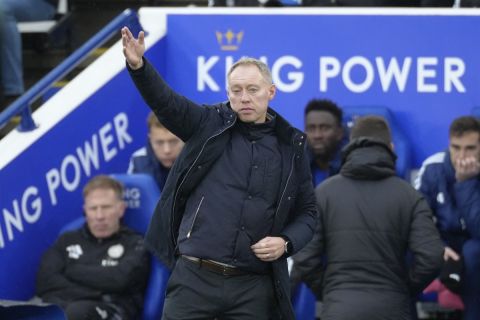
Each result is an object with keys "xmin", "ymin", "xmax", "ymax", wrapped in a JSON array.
[
  {"xmin": 340, "ymin": 137, "xmax": 396, "ymax": 180},
  {"xmin": 222, "ymin": 102, "xmax": 306, "ymax": 148}
]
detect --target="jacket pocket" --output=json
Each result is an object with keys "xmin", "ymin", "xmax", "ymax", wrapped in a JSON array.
[{"xmin": 187, "ymin": 196, "xmax": 205, "ymax": 238}]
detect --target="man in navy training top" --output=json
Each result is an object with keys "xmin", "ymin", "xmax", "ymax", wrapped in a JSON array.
[
  {"xmin": 416, "ymin": 116, "xmax": 480, "ymax": 320},
  {"xmin": 128, "ymin": 111, "xmax": 184, "ymax": 191}
]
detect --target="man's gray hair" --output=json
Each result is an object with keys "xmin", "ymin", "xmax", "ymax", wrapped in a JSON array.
[{"xmin": 227, "ymin": 57, "xmax": 273, "ymax": 85}]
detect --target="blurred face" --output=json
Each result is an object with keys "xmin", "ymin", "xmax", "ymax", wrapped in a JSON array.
[
  {"xmin": 449, "ymin": 131, "xmax": 480, "ymax": 170},
  {"xmin": 305, "ymin": 110, "xmax": 343, "ymax": 160},
  {"xmin": 227, "ymin": 64, "xmax": 275, "ymax": 124},
  {"xmin": 149, "ymin": 127, "xmax": 184, "ymax": 168},
  {"xmin": 84, "ymin": 188, "xmax": 126, "ymax": 239}
]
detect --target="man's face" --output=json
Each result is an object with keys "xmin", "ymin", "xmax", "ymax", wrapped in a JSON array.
[
  {"xmin": 149, "ymin": 127, "xmax": 184, "ymax": 168},
  {"xmin": 227, "ymin": 65, "xmax": 275, "ymax": 124},
  {"xmin": 449, "ymin": 131, "xmax": 480, "ymax": 170},
  {"xmin": 84, "ymin": 188, "xmax": 126, "ymax": 239},
  {"xmin": 305, "ymin": 110, "xmax": 343, "ymax": 160}
]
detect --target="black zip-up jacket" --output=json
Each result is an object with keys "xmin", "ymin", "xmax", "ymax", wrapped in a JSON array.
[
  {"xmin": 36, "ymin": 225, "xmax": 150, "ymax": 319},
  {"xmin": 128, "ymin": 59, "xmax": 317, "ymax": 319},
  {"xmin": 294, "ymin": 138, "xmax": 444, "ymax": 320}
]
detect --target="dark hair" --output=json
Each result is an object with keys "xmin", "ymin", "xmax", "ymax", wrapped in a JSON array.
[
  {"xmin": 350, "ymin": 115, "xmax": 392, "ymax": 145},
  {"xmin": 449, "ymin": 116, "xmax": 480, "ymax": 138},
  {"xmin": 304, "ymin": 99, "xmax": 343, "ymax": 126}
]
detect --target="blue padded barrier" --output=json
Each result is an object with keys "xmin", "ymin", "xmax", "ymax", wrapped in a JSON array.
[
  {"xmin": 292, "ymin": 282, "xmax": 316, "ymax": 320},
  {"xmin": 472, "ymin": 107, "xmax": 480, "ymax": 118}
]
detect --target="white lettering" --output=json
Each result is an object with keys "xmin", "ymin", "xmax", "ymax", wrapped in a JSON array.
[
  {"xmin": 61, "ymin": 155, "xmax": 81, "ymax": 192},
  {"xmin": 224, "ymin": 56, "xmax": 234, "ymax": 90},
  {"xmin": 417, "ymin": 57, "xmax": 438, "ymax": 93},
  {"xmin": 46, "ymin": 168, "xmax": 61, "ymax": 205},
  {"xmin": 319, "ymin": 57, "xmax": 340, "ymax": 92},
  {"xmin": 22, "ymin": 186, "xmax": 42, "ymax": 224},
  {"xmin": 376, "ymin": 57, "xmax": 412, "ymax": 92},
  {"xmin": 3, "ymin": 201, "xmax": 22, "ymax": 241},
  {"xmin": 342, "ymin": 56, "xmax": 374, "ymax": 93},
  {"xmin": 45, "ymin": 113, "xmax": 133, "ymax": 207},
  {"xmin": 198, "ymin": 56, "xmax": 220, "ymax": 91},
  {"xmin": 199, "ymin": 55, "xmax": 466, "ymax": 94},
  {"xmin": 444, "ymin": 57, "xmax": 466, "ymax": 93},
  {"xmin": 271, "ymin": 56, "xmax": 303, "ymax": 93},
  {"xmin": 99, "ymin": 123, "xmax": 117, "ymax": 162},
  {"xmin": 113, "ymin": 113, "xmax": 132, "ymax": 150},
  {"xmin": 76, "ymin": 135, "xmax": 99, "ymax": 178}
]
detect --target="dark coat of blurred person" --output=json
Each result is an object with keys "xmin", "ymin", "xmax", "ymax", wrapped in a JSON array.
[{"xmin": 294, "ymin": 116, "xmax": 445, "ymax": 320}]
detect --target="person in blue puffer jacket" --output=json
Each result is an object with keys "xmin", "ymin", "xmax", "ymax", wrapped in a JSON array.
[
  {"xmin": 415, "ymin": 116, "xmax": 480, "ymax": 320},
  {"xmin": 128, "ymin": 111, "xmax": 184, "ymax": 191}
]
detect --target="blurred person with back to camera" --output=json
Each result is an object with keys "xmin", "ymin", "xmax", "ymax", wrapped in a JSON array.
[{"xmin": 296, "ymin": 116, "xmax": 444, "ymax": 320}]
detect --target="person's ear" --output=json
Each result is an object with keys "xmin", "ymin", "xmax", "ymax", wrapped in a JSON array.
[
  {"xmin": 268, "ymin": 84, "xmax": 276, "ymax": 100},
  {"xmin": 390, "ymin": 142, "xmax": 395, "ymax": 151},
  {"xmin": 118, "ymin": 201, "xmax": 127, "ymax": 219}
]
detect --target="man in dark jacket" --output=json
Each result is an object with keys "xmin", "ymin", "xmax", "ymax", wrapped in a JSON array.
[
  {"xmin": 36, "ymin": 175, "xmax": 150, "ymax": 320},
  {"xmin": 121, "ymin": 27, "xmax": 317, "ymax": 319},
  {"xmin": 415, "ymin": 116, "xmax": 480, "ymax": 320},
  {"xmin": 128, "ymin": 111, "xmax": 184, "ymax": 191},
  {"xmin": 294, "ymin": 116, "xmax": 444, "ymax": 320}
]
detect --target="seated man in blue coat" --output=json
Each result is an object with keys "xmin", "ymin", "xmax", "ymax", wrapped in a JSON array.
[
  {"xmin": 415, "ymin": 116, "xmax": 480, "ymax": 320},
  {"xmin": 128, "ymin": 111, "xmax": 184, "ymax": 191}
]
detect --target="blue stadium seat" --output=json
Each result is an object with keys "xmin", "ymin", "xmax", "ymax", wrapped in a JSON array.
[
  {"xmin": 292, "ymin": 282, "xmax": 316, "ymax": 320},
  {"xmin": 59, "ymin": 173, "xmax": 169, "ymax": 320},
  {"xmin": 342, "ymin": 106, "xmax": 413, "ymax": 180},
  {"xmin": 0, "ymin": 303, "xmax": 65, "ymax": 320}
]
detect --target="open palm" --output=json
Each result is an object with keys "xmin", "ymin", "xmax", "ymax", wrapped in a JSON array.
[{"xmin": 121, "ymin": 27, "xmax": 145, "ymax": 69}]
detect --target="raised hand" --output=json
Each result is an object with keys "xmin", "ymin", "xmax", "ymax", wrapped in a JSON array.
[{"xmin": 121, "ymin": 26, "xmax": 145, "ymax": 70}]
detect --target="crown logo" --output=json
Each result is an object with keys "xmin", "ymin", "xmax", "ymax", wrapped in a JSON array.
[{"xmin": 216, "ymin": 29, "xmax": 244, "ymax": 51}]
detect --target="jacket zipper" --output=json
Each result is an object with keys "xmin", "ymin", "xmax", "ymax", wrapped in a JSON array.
[
  {"xmin": 274, "ymin": 134, "xmax": 300, "ymax": 218},
  {"xmin": 171, "ymin": 116, "xmax": 236, "ymax": 246},
  {"xmin": 274, "ymin": 152, "xmax": 295, "ymax": 218},
  {"xmin": 187, "ymin": 196, "xmax": 205, "ymax": 238}
]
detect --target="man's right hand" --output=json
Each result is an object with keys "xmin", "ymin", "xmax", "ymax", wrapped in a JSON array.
[
  {"xmin": 444, "ymin": 246, "xmax": 460, "ymax": 261},
  {"xmin": 121, "ymin": 27, "xmax": 145, "ymax": 70},
  {"xmin": 454, "ymin": 156, "xmax": 480, "ymax": 182}
]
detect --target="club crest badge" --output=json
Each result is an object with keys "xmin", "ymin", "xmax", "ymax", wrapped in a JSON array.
[{"xmin": 108, "ymin": 244, "xmax": 124, "ymax": 259}]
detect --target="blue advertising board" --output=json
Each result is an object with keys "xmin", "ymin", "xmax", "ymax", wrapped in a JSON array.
[{"xmin": 151, "ymin": 9, "xmax": 480, "ymax": 167}]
